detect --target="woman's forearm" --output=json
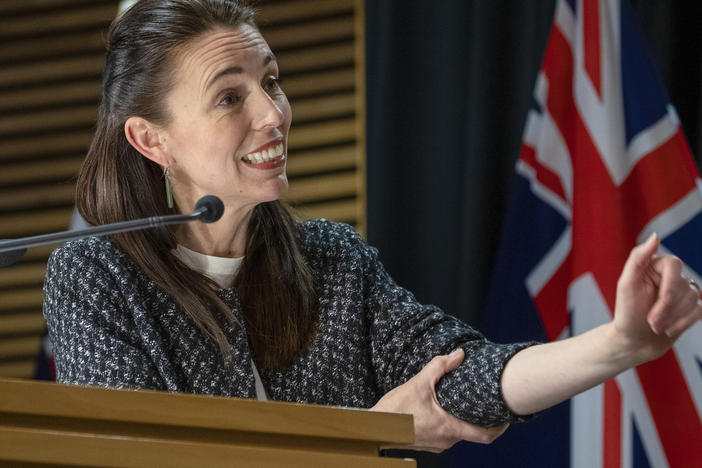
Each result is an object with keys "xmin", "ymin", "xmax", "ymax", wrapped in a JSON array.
[
  {"xmin": 500, "ymin": 323, "xmax": 639, "ymax": 415},
  {"xmin": 500, "ymin": 235, "xmax": 702, "ymax": 416}
]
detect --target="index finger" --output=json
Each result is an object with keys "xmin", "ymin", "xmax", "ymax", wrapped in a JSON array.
[{"xmin": 648, "ymin": 255, "xmax": 684, "ymax": 333}]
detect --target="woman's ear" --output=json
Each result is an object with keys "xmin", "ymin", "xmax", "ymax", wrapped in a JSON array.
[{"xmin": 124, "ymin": 116, "xmax": 168, "ymax": 166}]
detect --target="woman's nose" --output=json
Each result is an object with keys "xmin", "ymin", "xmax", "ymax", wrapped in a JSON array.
[{"xmin": 250, "ymin": 87, "xmax": 284, "ymax": 130}]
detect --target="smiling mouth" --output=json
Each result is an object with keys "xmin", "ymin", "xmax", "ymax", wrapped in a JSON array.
[{"xmin": 242, "ymin": 142, "xmax": 285, "ymax": 164}]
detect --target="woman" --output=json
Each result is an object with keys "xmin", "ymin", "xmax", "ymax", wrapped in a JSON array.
[{"xmin": 43, "ymin": 0, "xmax": 702, "ymax": 453}]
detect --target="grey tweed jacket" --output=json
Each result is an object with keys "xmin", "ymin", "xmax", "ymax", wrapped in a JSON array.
[{"xmin": 43, "ymin": 219, "xmax": 533, "ymax": 426}]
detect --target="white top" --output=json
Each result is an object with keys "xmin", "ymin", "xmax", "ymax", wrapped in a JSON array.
[
  {"xmin": 173, "ymin": 244, "xmax": 268, "ymax": 401},
  {"xmin": 174, "ymin": 244, "xmax": 243, "ymax": 289}
]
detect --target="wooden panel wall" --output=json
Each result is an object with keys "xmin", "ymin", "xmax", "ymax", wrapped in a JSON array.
[{"xmin": 0, "ymin": 0, "xmax": 366, "ymax": 378}]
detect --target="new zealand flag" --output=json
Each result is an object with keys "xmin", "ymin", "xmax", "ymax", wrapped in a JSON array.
[{"xmin": 454, "ymin": 0, "xmax": 702, "ymax": 466}]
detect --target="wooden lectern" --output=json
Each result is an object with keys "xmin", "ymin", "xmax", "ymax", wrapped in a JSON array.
[{"xmin": 0, "ymin": 377, "xmax": 415, "ymax": 467}]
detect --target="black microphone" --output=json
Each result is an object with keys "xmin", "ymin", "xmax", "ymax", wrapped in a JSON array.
[
  {"xmin": 0, "ymin": 195, "xmax": 225, "ymax": 268},
  {"xmin": 193, "ymin": 195, "xmax": 224, "ymax": 223}
]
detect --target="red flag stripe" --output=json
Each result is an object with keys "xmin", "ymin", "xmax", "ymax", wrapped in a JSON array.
[
  {"xmin": 583, "ymin": 0, "xmax": 602, "ymax": 99},
  {"xmin": 603, "ymin": 380, "xmax": 622, "ymax": 468}
]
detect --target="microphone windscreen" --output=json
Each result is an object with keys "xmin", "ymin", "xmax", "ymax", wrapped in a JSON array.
[
  {"xmin": 194, "ymin": 195, "xmax": 224, "ymax": 223},
  {"xmin": 0, "ymin": 247, "xmax": 27, "ymax": 268}
]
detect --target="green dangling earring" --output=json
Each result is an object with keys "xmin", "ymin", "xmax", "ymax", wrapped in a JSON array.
[{"xmin": 164, "ymin": 167, "xmax": 174, "ymax": 209}]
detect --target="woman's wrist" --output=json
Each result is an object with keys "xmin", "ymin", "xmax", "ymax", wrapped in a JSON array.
[{"xmin": 601, "ymin": 322, "xmax": 655, "ymax": 370}]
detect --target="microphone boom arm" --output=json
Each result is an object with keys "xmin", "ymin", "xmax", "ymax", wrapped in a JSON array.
[
  {"xmin": 0, "ymin": 211, "xmax": 201, "ymax": 254},
  {"xmin": 0, "ymin": 195, "xmax": 223, "ymax": 268}
]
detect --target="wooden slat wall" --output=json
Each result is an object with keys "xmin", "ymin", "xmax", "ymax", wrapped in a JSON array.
[
  {"xmin": 0, "ymin": 0, "xmax": 116, "ymax": 380},
  {"xmin": 0, "ymin": 0, "xmax": 367, "ymax": 379},
  {"xmin": 259, "ymin": 0, "xmax": 366, "ymax": 228}
]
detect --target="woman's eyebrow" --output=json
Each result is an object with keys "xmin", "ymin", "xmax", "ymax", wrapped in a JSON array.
[
  {"xmin": 263, "ymin": 52, "xmax": 276, "ymax": 66},
  {"xmin": 206, "ymin": 66, "xmax": 243, "ymax": 91}
]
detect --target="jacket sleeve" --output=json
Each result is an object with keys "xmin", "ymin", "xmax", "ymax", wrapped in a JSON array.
[
  {"xmin": 348, "ymin": 227, "xmax": 537, "ymax": 426},
  {"xmin": 42, "ymin": 243, "xmax": 167, "ymax": 391}
]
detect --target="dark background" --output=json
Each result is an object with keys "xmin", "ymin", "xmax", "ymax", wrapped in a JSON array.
[{"xmin": 365, "ymin": 1, "xmax": 702, "ymax": 466}]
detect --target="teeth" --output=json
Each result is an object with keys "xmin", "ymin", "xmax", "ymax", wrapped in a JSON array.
[{"xmin": 245, "ymin": 142, "xmax": 285, "ymax": 163}]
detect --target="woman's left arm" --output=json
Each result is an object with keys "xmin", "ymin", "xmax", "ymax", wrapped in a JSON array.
[{"xmin": 501, "ymin": 233, "xmax": 702, "ymax": 415}]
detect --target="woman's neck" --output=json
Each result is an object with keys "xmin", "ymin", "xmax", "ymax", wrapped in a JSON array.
[{"xmin": 175, "ymin": 202, "xmax": 254, "ymax": 258}]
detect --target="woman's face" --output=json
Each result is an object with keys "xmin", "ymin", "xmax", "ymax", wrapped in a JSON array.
[{"xmin": 161, "ymin": 25, "xmax": 291, "ymax": 211}]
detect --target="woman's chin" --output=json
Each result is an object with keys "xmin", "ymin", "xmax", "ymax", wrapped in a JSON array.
[
  {"xmin": 252, "ymin": 179, "xmax": 289, "ymax": 205},
  {"xmin": 268, "ymin": 178, "xmax": 288, "ymax": 200}
]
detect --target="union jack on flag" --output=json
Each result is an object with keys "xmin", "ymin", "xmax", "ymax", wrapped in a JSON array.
[{"xmin": 455, "ymin": 0, "xmax": 702, "ymax": 467}]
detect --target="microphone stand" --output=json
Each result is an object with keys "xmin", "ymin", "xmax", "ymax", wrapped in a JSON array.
[
  {"xmin": 0, "ymin": 195, "xmax": 223, "ymax": 268},
  {"xmin": 0, "ymin": 212, "xmax": 201, "ymax": 254}
]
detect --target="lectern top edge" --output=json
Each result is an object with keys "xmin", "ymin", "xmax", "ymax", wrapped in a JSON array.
[{"xmin": 0, "ymin": 377, "xmax": 415, "ymax": 447}]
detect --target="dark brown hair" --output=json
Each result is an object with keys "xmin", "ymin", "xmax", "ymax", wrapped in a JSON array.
[{"xmin": 76, "ymin": 0, "xmax": 317, "ymax": 370}]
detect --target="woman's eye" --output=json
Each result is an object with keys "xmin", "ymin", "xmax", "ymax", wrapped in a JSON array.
[
  {"xmin": 217, "ymin": 93, "xmax": 241, "ymax": 107},
  {"xmin": 264, "ymin": 76, "xmax": 282, "ymax": 93}
]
